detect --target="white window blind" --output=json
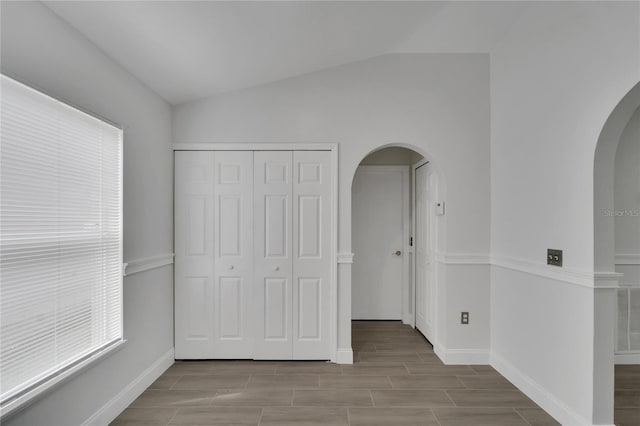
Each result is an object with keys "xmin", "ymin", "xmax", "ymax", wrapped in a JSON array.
[{"xmin": 0, "ymin": 75, "xmax": 123, "ymax": 411}]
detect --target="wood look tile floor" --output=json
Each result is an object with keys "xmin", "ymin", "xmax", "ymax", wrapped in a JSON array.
[
  {"xmin": 615, "ymin": 364, "xmax": 640, "ymax": 426},
  {"xmin": 112, "ymin": 321, "xmax": 562, "ymax": 425}
]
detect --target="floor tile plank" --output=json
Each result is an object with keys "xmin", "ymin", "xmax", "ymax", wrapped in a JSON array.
[
  {"xmin": 514, "ymin": 407, "xmax": 561, "ymax": 425},
  {"xmin": 348, "ymin": 407, "xmax": 439, "ymax": 425},
  {"xmin": 210, "ymin": 389, "xmax": 294, "ymax": 406},
  {"xmin": 260, "ymin": 407, "xmax": 348, "ymax": 425},
  {"xmin": 446, "ymin": 390, "xmax": 537, "ymax": 408},
  {"xmin": 292, "ymin": 389, "xmax": 373, "ymax": 407},
  {"xmin": 433, "ymin": 407, "xmax": 529, "ymax": 426},
  {"xmin": 169, "ymin": 407, "xmax": 261, "ymax": 425},
  {"xmin": 370, "ymin": 389, "xmax": 454, "ymax": 407}
]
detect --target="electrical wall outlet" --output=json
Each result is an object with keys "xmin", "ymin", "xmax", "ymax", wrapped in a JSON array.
[
  {"xmin": 461, "ymin": 312, "xmax": 469, "ymax": 324},
  {"xmin": 547, "ymin": 249, "xmax": 563, "ymax": 267}
]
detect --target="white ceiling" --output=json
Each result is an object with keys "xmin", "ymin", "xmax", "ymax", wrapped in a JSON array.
[{"xmin": 43, "ymin": 1, "xmax": 527, "ymax": 105}]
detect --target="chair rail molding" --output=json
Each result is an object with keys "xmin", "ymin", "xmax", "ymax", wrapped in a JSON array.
[
  {"xmin": 123, "ymin": 253, "xmax": 175, "ymax": 277},
  {"xmin": 337, "ymin": 252, "xmax": 354, "ymax": 264},
  {"xmin": 594, "ymin": 271, "xmax": 624, "ymax": 289},
  {"xmin": 434, "ymin": 252, "xmax": 491, "ymax": 265},
  {"xmin": 616, "ymin": 254, "xmax": 640, "ymax": 265},
  {"xmin": 491, "ymin": 254, "xmax": 594, "ymax": 288}
]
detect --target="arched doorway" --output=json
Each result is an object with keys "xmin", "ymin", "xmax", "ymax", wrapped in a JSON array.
[
  {"xmin": 350, "ymin": 144, "xmax": 445, "ymax": 345},
  {"xmin": 593, "ymin": 81, "xmax": 640, "ymax": 424}
]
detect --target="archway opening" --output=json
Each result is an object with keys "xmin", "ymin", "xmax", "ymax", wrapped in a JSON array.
[
  {"xmin": 349, "ymin": 144, "xmax": 444, "ymax": 356},
  {"xmin": 593, "ymin": 81, "xmax": 640, "ymax": 424}
]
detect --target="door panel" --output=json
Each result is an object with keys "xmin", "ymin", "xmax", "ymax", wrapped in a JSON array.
[
  {"xmin": 186, "ymin": 197, "xmax": 207, "ymax": 255},
  {"xmin": 264, "ymin": 278, "xmax": 288, "ymax": 339},
  {"xmin": 219, "ymin": 277, "xmax": 242, "ymax": 338},
  {"xmin": 254, "ymin": 151, "xmax": 293, "ymax": 359},
  {"xmin": 298, "ymin": 196, "xmax": 321, "ymax": 258},
  {"xmin": 298, "ymin": 278, "xmax": 321, "ymax": 339},
  {"xmin": 175, "ymin": 151, "xmax": 215, "ymax": 358},
  {"xmin": 352, "ymin": 166, "xmax": 407, "ymax": 320},
  {"xmin": 415, "ymin": 163, "xmax": 434, "ymax": 341},
  {"xmin": 293, "ymin": 151, "xmax": 331, "ymax": 359},
  {"xmin": 213, "ymin": 151, "xmax": 253, "ymax": 357},
  {"xmin": 218, "ymin": 196, "xmax": 241, "ymax": 256},
  {"xmin": 185, "ymin": 277, "xmax": 209, "ymax": 339},
  {"xmin": 265, "ymin": 195, "xmax": 288, "ymax": 257}
]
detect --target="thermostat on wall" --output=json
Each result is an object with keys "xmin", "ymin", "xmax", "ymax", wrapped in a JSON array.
[{"xmin": 435, "ymin": 201, "xmax": 445, "ymax": 216}]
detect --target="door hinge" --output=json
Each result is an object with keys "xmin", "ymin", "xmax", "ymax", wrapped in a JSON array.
[{"xmin": 409, "ymin": 237, "xmax": 413, "ymax": 247}]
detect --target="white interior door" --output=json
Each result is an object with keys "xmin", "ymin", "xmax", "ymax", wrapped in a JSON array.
[
  {"xmin": 352, "ymin": 166, "xmax": 408, "ymax": 320},
  {"xmin": 253, "ymin": 151, "xmax": 294, "ymax": 359},
  {"xmin": 213, "ymin": 151, "xmax": 253, "ymax": 357},
  {"xmin": 414, "ymin": 163, "xmax": 434, "ymax": 341},
  {"xmin": 293, "ymin": 151, "xmax": 331, "ymax": 359},
  {"xmin": 174, "ymin": 151, "xmax": 215, "ymax": 358}
]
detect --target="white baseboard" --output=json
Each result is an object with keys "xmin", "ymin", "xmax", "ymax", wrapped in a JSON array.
[
  {"xmin": 490, "ymin": 351, "xmax": 588, "ymax": 426},
  {"xmin": 434, "ymin": 343, "xmax": 489, "ymax": 365},
  {"xmin": 402, "ymin": 314, "xmax": 414, "ymax": 327},
  {"xmin": 336, "ymin": 348, "xmax": 353, "ymax": 364},
  {"xmin": 615, "ymin": 353, "xmax": 640, "ymax": 364},
  {"xmin": 83, "ymin": 348, "xmax": 174, "ymax": 425}
]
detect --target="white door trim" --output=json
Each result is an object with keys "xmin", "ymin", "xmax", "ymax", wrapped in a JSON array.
[
  {"xmin": 172, "ymin": 143, "xmax": 338, "ymax": 363},
  {"xmin": 174, "ymin": 143, "xmax": 335, "ymax": 152}
]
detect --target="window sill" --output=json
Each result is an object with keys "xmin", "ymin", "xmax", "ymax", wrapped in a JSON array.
[{"xmin": 0, "ymin": 339, "xmax": 127, "ymax": 421}]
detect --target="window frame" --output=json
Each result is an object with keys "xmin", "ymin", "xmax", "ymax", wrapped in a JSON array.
[{"xmin": 0, "ymin": 74, "xmax": 125, "ymax": 419}]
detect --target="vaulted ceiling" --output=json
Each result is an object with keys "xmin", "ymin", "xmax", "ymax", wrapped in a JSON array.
[{"xmin": 43, "ymin": 1, "xmax": 528, "ymax": 105}]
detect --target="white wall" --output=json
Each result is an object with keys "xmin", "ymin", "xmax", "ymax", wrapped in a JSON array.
[
  {"xmin": 174, "ymin": 53, "xmax": 491, "ymax": 360},
  {"xmin": 490, "ymin": 2, "xmax": 640, "ymax": 424},
  {"xmin": 1, "ymin": 3, "xmax": 174, "ymax": 425}
]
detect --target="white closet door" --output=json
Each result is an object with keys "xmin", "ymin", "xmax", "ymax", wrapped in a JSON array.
[
  {"xmin": 293, "ymin": 151, "xmax": 332, "ymax": 359},
  {"xmin": 213, "ymin": 151, "xmax": 254, "ymax": 357},
  {"xmin": 253, "ymin": 151, "xmax": 294, "ymax": 359},
  {"xmin": 174, "ymin": 151, "xmax": 215, "ymax": 359}
]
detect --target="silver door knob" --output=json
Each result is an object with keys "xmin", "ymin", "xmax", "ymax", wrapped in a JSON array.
[
  {"xmin": 274, "ymin": 266, "xmax": 280, "ymax": 271},
  {"xmin": 229, "ymin": 265, "xmax": 234, "ymax": 270},
  {"xmin": 393, "ymin": 250, "xmax": 402, "ymax": 256}
]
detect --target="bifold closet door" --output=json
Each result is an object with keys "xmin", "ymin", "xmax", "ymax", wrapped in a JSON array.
[
  {"xmin": 212, "ymin": 151, "xmax": 253, "ymax": 357},
  {"xmin": 176, "ymin": 149, "xmax": 331, "ymax": 360},
  {"xmin": 175, "ymin": 151, "xmax": 253, "ymax": 359},
  {"xmin": 253, "ymin": 151, "xmax": 294, "ymax": 359},
  {"xmin": 174, "ymin": 151, "xmax": 215, "ymax": 358},
  {"xmin": 292, "ymin": 151, "xmax": 331, "ymax": 359},
  {"xmin": 253, "ymin": 151, "xmax": 332, "ymax": 359}
]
